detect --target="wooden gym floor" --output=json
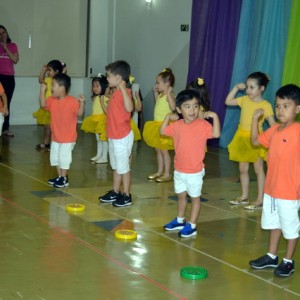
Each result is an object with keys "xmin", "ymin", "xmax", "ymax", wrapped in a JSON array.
[{"xmin": 0, "ymin": 125, "xmax": 299, "ymax": 300}]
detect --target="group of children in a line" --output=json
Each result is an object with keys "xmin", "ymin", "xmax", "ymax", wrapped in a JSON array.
[{"xmin": 32, "ymin": 59, "xmax": 300, "ymax": 278}]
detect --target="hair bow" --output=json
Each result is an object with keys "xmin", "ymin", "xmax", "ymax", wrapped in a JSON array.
[
  {"xmin": 197, "ymin": 78, "xmax": 204, "ymax": 85},
  {"xmin": 129, "ymin": 75, "xmax": 135, "ymax": 84}
]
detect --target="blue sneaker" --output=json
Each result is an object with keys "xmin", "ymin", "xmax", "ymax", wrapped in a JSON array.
[
  {"xmin": 48, "ymin": 176, "xmax": 59, "ymax": 185},
  {"xmin": 164, "ymin": 218, "xmax": 186, "ymax": 231},
  {"xmin": 178, "ymin": 223, "xmax": 197, "ymax": 237},
  {"xmin": 53, "ymin": 176, "xmax": 69, "ymax": 188}
]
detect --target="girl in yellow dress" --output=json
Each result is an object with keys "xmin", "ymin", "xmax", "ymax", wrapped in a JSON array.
[
  {"xmin": 143, "ymin": 68, "xmax": 176, "ymax": 182},
  {"xmin": 81, "ymin": 75, "xmax": 109, "ymax": 163},
  {"xmin": 33, "ymin": 60, "xmax": 66, "ymax": 150},
  {"xmin": 226, "ymin": 72, "xmax": 276, "ymax": 209}
]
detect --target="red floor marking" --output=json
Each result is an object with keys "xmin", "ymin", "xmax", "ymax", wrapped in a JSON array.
[{"xmin": 1, "ymin": 195, "xmax": 188, "ymax": 300}]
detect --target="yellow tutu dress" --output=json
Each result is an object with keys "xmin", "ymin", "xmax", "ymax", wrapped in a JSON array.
[
  {"xmin": 80, "ymin": 95, "xmax": 108, "ymax": 141},
  {"xmin": 131, "ymin": 119, "xmax": 141, "ymax": 141},
  {"xmin": 228, "ymin": 127, "xmax": 267, "ymax": 162},
  {"xmin": 33, "ymin": 77, "xmax": 52, "ymax": 125}
]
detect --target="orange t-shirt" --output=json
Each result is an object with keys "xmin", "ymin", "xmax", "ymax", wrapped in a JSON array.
[
  {"xmin": 106, "ymin": 89, "xmax": 132, "ymax": 139},
  {"xmin": 45, "ymin": 95, "xmax": 80, "ymax": 143},
  {"xmin": 164, "ymin": 118, "xmax": 213, "ymax": 173},
  {"xmin": 258, "ymin": 123, "xmax": 300, "ymax": 200},
  {"xmin": 0, "ymin": 83, "xmax": 4, "ymax": 111}
]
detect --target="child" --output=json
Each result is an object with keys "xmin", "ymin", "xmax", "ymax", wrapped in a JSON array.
[
  {"xmin": 39, "ymin": 73, "xmax": 85, "ymax": 188},
  {"xmin": 0, "ymin": 82, "xmax": 8, "ymax": 136},
  {"xmin": 143, "ymin": 68, "xmax": 176, "ymax": 182},
  {"xmin": 186, "ymin": 77, "xmax": 210, "ymax": 116},
  {"xmin": 226, "ymin": 72, "xmax": 275, "ymax": 209},
  {"xmin": 81, "ymin": 75, "xmax": 109, "ymax": 163},
  {"xmin": 249, "ymin": 84, "xmax": 300, "ymax": 277},
  {"xmin": 161, "ymin": 89, "xmax": 220, "ymax": 237},
  {"xmin": 34, "ymin": 60, "xmax": 66, "ymax": 150},
  {"xmin": 98, "ymin": 60, "xmax": 134, "ymax": 207}
]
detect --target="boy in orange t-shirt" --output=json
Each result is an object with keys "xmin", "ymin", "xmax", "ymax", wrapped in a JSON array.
[
  {"xmin": 0, "ymin": 82, "xmax": 8, "ymax": 136},
  {"xmin": 39, "ymin": 73, "xmax": 85, "ymax": 188},
  {"xmin": 98, "ymin": 60, "xmax": 134, "ymax": 207},
  {"xmin": 160, "ymin": 89, "xmax": 220, "ymax": 238},
  {"xmin": 249, "ymin": 84, "xmax": 300, "ymax": 277}
]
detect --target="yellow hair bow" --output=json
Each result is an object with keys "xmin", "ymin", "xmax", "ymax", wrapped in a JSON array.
[
  {"xmin": 129, "ymin": 75, "xmax": 135, "ymax": 84},
  {"xmin": 197, "ymin": 78, "xmax": 204, "ymax": 85},
  {"xmin": 162, "ymin": 68, "xmax": 167, "ymax": 72}
]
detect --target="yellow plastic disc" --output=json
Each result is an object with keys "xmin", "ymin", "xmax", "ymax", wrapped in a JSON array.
[
  {"xmin": 66, "ymin": 203, "xmax": 86, "ymax": 213},
  {"xmin": 114, "ymin": 229, "xmax": 137, "ymax": 240}
]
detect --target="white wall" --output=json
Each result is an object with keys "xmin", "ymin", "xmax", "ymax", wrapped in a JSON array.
[{"xmin": 10, "ymin": 0, "xmax": 192, "ymax": 125}]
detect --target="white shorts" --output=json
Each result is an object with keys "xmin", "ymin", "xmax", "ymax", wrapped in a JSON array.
[
  {"xmin": 109, "ymin": 131, "xmax": 134, "ymax": 174},
  {"xmin": 50, "ymin": 141, "xmax": 76, "ymax": 170},
  {"xmin": 261, "ymin": 194, "xmax": 300, "ymax": 239},
  {"xmin": 174, "ymin": 169, "xmax": 205, "ymax": 198}
]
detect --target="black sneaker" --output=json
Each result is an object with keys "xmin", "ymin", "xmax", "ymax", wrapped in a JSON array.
[
  {"xmin": 99, "ymin": 190, "xmax": 120, "ymax": 203},
  {"xmin": 274, "ymin": 260, "xmax": 294, "ymax": 277},
  {"xmin": 112, "ymin": 193, "xmax": 132, "ymax": 207},
  {"xmin": 53, "ymin": 176, "xmax": 69, "ymax": 188},
  {"xmin": 48, "ymin": 176, "xmax": 59, "ymax": 185},
  {"xmin": 249, "ymin": 254, "xmax": 278, "ymax": 269}
]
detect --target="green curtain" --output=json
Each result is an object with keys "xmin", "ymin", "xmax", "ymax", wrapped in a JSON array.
[{"xmin": 281, "ymin": 0, "xmax": 300, "ymax": 121}]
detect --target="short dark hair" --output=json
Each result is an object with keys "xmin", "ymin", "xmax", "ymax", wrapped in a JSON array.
[
  {"xmin": 105, "ymin": 60, "xmax": 131, "ymax": 83},
  {"xmin": 53, "ymin": 73, "xmax": 71, "ymax": 93},
  {"xmin": 176, "ymin": 89, "xmax": 200, "ymax": 108},
  {"xmin": 276, "ymin": 84, "xmax": 300, "ymax": 105}
]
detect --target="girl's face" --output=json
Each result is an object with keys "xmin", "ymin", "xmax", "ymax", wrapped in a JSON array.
[
  {"xmin": 92, "ymin": 80, "xmax": 102, "ymax": 95},
  {"xmin": 155, "ymin": 75, "xmax": 169, "ymax": 93},
  {"xmin": 0, "ymin": 28, "xmax": 8, "ymax": 43},
  {"xmin": 245, "ymin": 78, "xmax": 265, "ymax": 101},
  {"xmin": 176, "ymin": 98, "xmax": 200, "ymax": 124},
  {"xmin": 47, "ymin": 67, "xmax": 57, "ymax": 78}
]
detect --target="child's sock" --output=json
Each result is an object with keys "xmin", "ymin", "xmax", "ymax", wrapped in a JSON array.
[
  {"xmin": 283, "ymin": 258, "xmax": 293, "ymax": 263},
  {"xmin": 177, "ymin": 217, "xmax": 185, "ymax": 223},
  {"xmin": 267, "ymin": 253, "xmax": 277, "ymax": 259},
  {"xmin": 189, "ymin": 223, "xmax": 196, "ymax": 229}
]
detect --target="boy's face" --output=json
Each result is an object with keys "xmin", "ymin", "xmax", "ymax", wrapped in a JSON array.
[
  {"xmin": 106, "ymin": 70, "xmax": 121, "ymax": 88},
  {"xmin": 176, "ymin": 98, "xmax": 200, "ymax": 124},
  {"xmin": 51, "ymin": 79, "xmax": 65, "ymax": 98},
  {"xmin": 275, "ymin": 97, "xmax": 300, "ymax": 125}
]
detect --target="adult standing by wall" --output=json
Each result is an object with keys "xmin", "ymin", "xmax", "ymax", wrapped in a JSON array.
[{"xmin": 0, "ymin": 25, "xmax": 19, "ymax": 137}]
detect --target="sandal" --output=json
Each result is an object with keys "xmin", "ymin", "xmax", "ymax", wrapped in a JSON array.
[
  {"xmin": 229, "ymin": 196, "xmax": 249, "ymax": 205},
  {"xmin": 244, "ymin": 203, "xmax": 263, "ymax": 210},
  {"xmin": 35, "ymin": 143, "xmax": 50, "ymax": 151}
]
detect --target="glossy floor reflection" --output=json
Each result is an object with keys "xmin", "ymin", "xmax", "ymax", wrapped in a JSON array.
[{"xmin": 0, "ymin": 125, "xmax": 299, "ymax": 300}]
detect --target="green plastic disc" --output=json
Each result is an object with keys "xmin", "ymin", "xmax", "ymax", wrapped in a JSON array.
[{"xmin": 180, "ymin": 266, "xmax": 208, "ymax": 280}]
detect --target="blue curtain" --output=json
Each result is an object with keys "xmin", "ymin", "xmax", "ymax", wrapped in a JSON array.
[
  {"xmin": 219, "ymin": 0, "xmax": 292, "ymax": 147},
  {"xmin": 187, "ymin": 0, "xmax": 243, "ymax": 145}
]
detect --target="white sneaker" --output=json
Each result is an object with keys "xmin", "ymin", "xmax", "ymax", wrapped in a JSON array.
[
  {"xmin": 94, "ymin": 158, "xmax": 108, "ymax": 164},
  {"xmin": 90, "ymin": 155, "xmax": 100, "ymax": 161}
]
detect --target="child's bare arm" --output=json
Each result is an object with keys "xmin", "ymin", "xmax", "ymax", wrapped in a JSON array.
[
  {"xmin": 77, "ymin": 94, "xmax": 85, "ymax": 117},
  {"xmin": 134, "ymin": 91, "xmax": 142, "ymax": 112},
  {"xmin": 119, "ymin": 81, "xmax": 133, "ymax": 113},
  {"xmin": 160, "ymin": 113, "xmax": 178, "ymax": 135},
  {"xmin": 225, "ymin": 83, "xmax": 245, "ymax": 106},
  {"xmin": 204, "ymin": 111, "xmax": 220, "ymax": 138},
  {"xmin": 39, "ymin": 65, "xmax": 47, "ymax": 84},
  {"xmin": 39, "ymin": 83, "xmax": 47, "ymax": 108},
  {"xmin": 267, "ymin": 115, "xmax": 276, "ymax": 126},
  {"xmin": 100, "ymin": 96, "xmax": 108, "ymax": 114},
  {"xmin": 167, "ymin": 87, "xmax": 176, "ymax": 111},
  {"xmin": 251, "ymin": 109, "xmax": 264, "ymax": 146}
]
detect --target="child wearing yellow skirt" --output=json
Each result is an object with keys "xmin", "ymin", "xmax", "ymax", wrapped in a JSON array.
[
  {"xmin": 143, "ymin": 68, "xmax": 176, "ymax": 182},
  {"xmin": 81, "ymin": 75, "xmax": 109, "ymax": 164},
  {"xmin": 226, "ymin": 72, "xmax": 275, "ymax": 209},
  {"xmin": 33, "ymin": 60, "xmax": 66, "ymax": 150}
]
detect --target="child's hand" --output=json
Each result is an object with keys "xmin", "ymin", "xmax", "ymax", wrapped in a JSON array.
[
  {"xmin": 78, "ymin": 94, "xmax": 85, "ymax": 103},
  {"xmin": 168, "ymin": 112, "xmax": 179, "ymax": 121},
  {"xmin": 118, "ymin": 79, "xmax": 126, "ymax": 89},
  {"xmin": 253, "ymin": 108, "xmax": 264, "ymax": 120},
  {"xmin": 167, "ymin": 86, "xmax": 173, "ymax": 94},
  {"xmin": 236, "ymin": 83, "xmax": 246, "ymax": 90},
  {"xmin": 203, "ymin": 111, "xmax": 217, "ymax": 119}
]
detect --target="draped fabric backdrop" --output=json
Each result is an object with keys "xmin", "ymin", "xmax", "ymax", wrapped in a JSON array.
[{"xmin": 188, "ymin": 0, "xmax": 297, "ymax": 148}]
